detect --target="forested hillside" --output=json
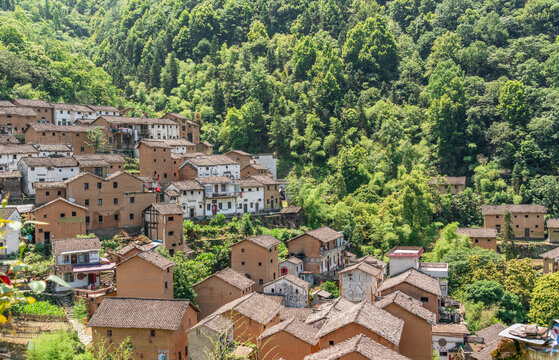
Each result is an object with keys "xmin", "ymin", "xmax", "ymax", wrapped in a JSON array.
[{"xmin": 1, "ymin": 0, "xmax": 559, "ymax": 251}]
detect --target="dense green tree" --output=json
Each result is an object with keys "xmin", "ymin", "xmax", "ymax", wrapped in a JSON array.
[
  {"xmin": 499, "ymin": 211, "xmax": 518, "ymax": 260},
  {"xmin": 504, "ymin": 258, "xmax": 537, "ymax": 308},
  {"xmin": 528, "ymin": 273, "xmax": 559, "ymax": 326},
  {"xmin": 498, "ymin": 80, "xmax": 529, "ymax": 128}
]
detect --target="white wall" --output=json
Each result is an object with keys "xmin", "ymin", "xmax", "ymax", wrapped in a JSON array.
[
  {"xmin": 263, "ymin": 279, "xmax": 308, "ymax": 308},
  {"xmin": 340, "ymin": 269, "xmax": 376, "ymax": 302},
  {"xmin": 194, "ymin": 164, "xmax": 240, "ymax": 179},
  {"xmin": 165, "ymin": 185, "xmax": 205, "ymax": 218},
  {"xmin": 18, "ymin": 161, "xmax": 78, "ymax": 195},
  {"xmin": 432, "ymin": 335, "xmax": 464, "ymax": 357},
  {"xmin": 252, "ymin": 154, "xmax": 278, "ymax": 178},
  {"xmin": 237, "ymin": 186, "xmax": 264, "ymax": 213},
  {"xmin": 0, "ymin": 209, "xmax": 20, "ymax": 256},
  {"xmin": 54, "ymin": 109, "xmax": 96, "ymax": 125},
  {"xmin": 389, "ymin": 257, "xmax": 419, "ymax": 277},
  {"xmin": 149, "ymin": 124, "xmax": 179, "ymax": 140},
  {"xmin": 0, "ymin": 153, "xmax": 38, "ymax": 171}
]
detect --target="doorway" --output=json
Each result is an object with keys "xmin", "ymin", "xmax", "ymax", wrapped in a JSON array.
[
  {"xmin": 44, "ymin": 231, "xmax": 50, "ymax": 244},
  {"xmin": 88, "ymin": 273, "xmax": 95, "ymax": 286},
  {"xmin": 189, "ymin": 208, "xmax": 195, "ymax": 218},
  {"xmin": 243, "ymin": 204, "xmax": 248, "ymax": 213},
  {"xmin": 525, "ymin": 228, "xmax": 530, "ymax": 239}
]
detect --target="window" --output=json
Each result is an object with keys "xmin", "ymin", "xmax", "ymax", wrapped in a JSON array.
[
  {"xmin": 420, "ymin": 297, "xmax": 429, "ymax": 303},
  {"xmin": 258, "ymin": 262, "xmax": 262, "ymax": 266},
  {"xmin": 46, "ymin": 191, "xmax": 50, "ymax": 196},
  {"xmin": 169, "ymin": 216, "xmax": 174, "ymax": 221},
  {"xmin": 270, "ymin": 259, "xmax": 273, "ymax": 263},
  {"xmin": 98, "ymin": 199, "xmax": 102, "ymax": 205},
  {"xmin": 228, "ymin": 201, "xmax": 231, "ymax": 209},
  {"xmin": 98, "ymin": 215, "xmax": 103, "ymax": 223},
  {"xmin": 241, "ymin": 261, "xmax": 245, "ymax": 265},
  {"xmin": 85, "ymin": 216, "xmax": 90, "ymax": 224},
  {"xmin": 525, "ymin": 215, "xmax": 529, "ymax": 218},
  {"xmin": 84, "ymin": 183, "xmax": 89, "ymax": 190},
  {"xmin": 60, "ymin": 213, "xmax": 65, "ymax": 218},
  {"xmin": 64, "ymin": 273, "xmax": 74, "ymax": 283},
  {"xmin": 150, "ymin": 330, "xmax": 156, "ymax": 337},
  {"xmin": 440, "ymin": 352, "xmax": 448, "ymax": 356},
  {"xmin": 85, "ymin": 199, "xmax": 89, "ymax": 206},
  {"xmin": 57, "ymin": 191, "xmax": 61, "ymax": 196},
  {"xmin": 130, "ymin": 197, "xmax": 135, "ymax": 204},
  {"xmin": 113, "ymin": 198, "xmax": 118, "ymax": 205},
  {"xmin": 168, "ymin": 231, "xmax": 174, "ymax": 236},
  {"xmin": 329, "ymin": 341, "xmax": 334, "ymax": 346},
  {"xmin": 71, "ymin": 211, "xmax": 76, "ymax": 217},
  {"xmin": 113, "ymin": 182, "xmax": 118, "ymax": 188},
  {"xmin": 164, "ymin": 282, "xmax": 168, "ymax": 289},
  {"xmin": 80, "ymin": 147, "xmax": 84, "ymax": 152},
  {"xmin": 259, "ymin": 279, "xmax": 263, "ymax": 285},
  {"xmin": 97, "ymin": 182, "xmax": 102, "ymax": 189},
  {"xmin": 107, "ymin": 330, "xmax": 112, "ymax": 337},
  {"xmin": 241, "ymin": 248, "xmax": 245, "ymax": 253},
  {"xmin": 114, "ymin": 214, "xmax": 119, "ymax": 221},
  {"xmin": 129, "ymin": 213, "xmax": 134, "ymax": 220}
]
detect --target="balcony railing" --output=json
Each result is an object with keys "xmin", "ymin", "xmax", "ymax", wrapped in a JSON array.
[
  {"xmin": 206, "ymin": 192, "xmax": 239, "ymax": 198},
  {"xmin": 320, "ymin": 242, "xmax": 346, "ymax": 255}
]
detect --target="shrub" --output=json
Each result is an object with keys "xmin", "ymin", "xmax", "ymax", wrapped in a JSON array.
[{"xmin": 73, "ymin": 297, "xmax": 88, "ymax": 320}]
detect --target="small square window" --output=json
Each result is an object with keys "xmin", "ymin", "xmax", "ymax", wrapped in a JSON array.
[
  {"xmin": 72, "ymin": 211, "xmax": 76, "ymax": 217},
  {"xmin": 420, "ymin": 297, "xmax": 429, "ymax": 303},
  {"xmin": 97, "ymin": 182, "xmax": 102, "ymax": 189},
  {"xmin": 60, "ymin": 213, "xmax": 65, "ymax": 218},
  {"xmin": 114, "ymin": 214, "xmax": 119, "ymax": 221},
  {"xmin": 130, "ymin": 197, "xmax": 135, "ymax": 204},
  {"xmin": 113, "ymin": 198, "xmax": 118, "ymax": 205},
  {"xmin": 84, "ymin": 183, "xmax": 89, "ymax": 190},
  {"xmin": 241, "ymin": 261, "xmax": 245, "ymax": 265},
  {"xmin": 107, "ymin": 330, "xmax": 112, "ymax": 337},
  {"xmin": 98, "ymin": 199, "xmax": 102, "ymax": 205},
  {"xmin": 98, "ymin": 215, "xmax": 103, "ymax": 223},
  {"xmin": 113, "ymin": 182, "xmax": 118, "ymax": 188},
  {"xmin": 130, "ymin": 213, "xmax": 134, "ymax": 220},
  {"xmin": 85, "ymin": 199, "xmax": 89, "ymax": 206}
]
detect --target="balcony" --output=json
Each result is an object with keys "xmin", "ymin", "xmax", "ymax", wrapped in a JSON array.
[
  {"xmin": 320, "ymin": 242, "xmax": 346, "ymax": 255},
  {"xmin": 206, "ymin": 192, "xmax": 239, "ymax": 198}
]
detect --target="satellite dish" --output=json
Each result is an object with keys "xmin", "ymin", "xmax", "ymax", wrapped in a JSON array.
[{"xmin": 158, "ymin": 354, "xmax": 166, "ymax": 360}]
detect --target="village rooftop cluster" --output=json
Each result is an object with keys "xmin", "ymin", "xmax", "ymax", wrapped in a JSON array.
[{"xmin": 0, "ymin": 99, "xmax": 558, "ymax": 360}]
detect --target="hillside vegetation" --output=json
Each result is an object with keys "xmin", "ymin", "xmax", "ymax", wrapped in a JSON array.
[{"xmin": 1, "ymin": 0, "xmax": 559, "ymax": 251}]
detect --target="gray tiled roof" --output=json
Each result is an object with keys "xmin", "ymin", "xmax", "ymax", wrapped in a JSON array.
[
  {"xmin": 305, "ymin": 297, "xmax": 355, "ymax": 325},
  {"xmin": 52, "ymin": 237, "xmax": 100, "ymax": 255},
  {"xmin": 304, "ymin": 334, "xmax": 410, "ymax": 360},
  {"xmin": 13, "ymin": 99, "xmax": 52, "ymax": 108},
  {"xmin": 316, "ymin": 301, "xmax": 404, "ymax": 346},
  {"xmin": 26, "ymin": 123, "xmax": 94, "ymax": 133},
  {"xmin": 215, "ymin": 292, "xmax": 282, "ymax": 325},
  {"xmin": 88, "ymin": 297, "xmax": 194, "ymax": 330},
  {"xmin": 378, "ymin": 268, "xmax": 442, "ymax": 296},
  {"xmin": 375, "ymin": 291, "xmax": 436, "ymax": 324},
  {"xmin": 194, "ymin": 267, "xmax": 255, "ymax": 290},
  {"xmin": 21, "ymin": 157, "xmax": 78, "ymax": 167},
  {"xmin": 149, "ymin": 202, "xmax": 183, "ymax": 215},
  {"xmin": 264, "ymin": 274, "xmax": 310, "ymax": 290},
  {"xmin": 429, "ymin": 176, "xmax": 466, "ymax": 185},
  {"xmin": 290, "ymin": 226, "xmax": 342, "ymax": 243},
  {"xmin": 168, "ymin": 180, "xmax": 204, "ymax": 191},
  {"xmin": 457, "ymin": 227, "xmax": 498, "ymax": 238},
  {"xmin": 481, "ymin": 204, "xmax": 546, "ymax": 215},
  {"xmin": 340, "ymin": 261, "xmax": 382, "ymax": 277},
  {"xmin": 259, "ymin": 317, "xmax": 318, "ymax": 345},
  {"xmin": 133, "ymin": 251, "xmax": 175, "ymax": 270},
  {"xmin": 0, "ymin": 145, "xmax": 38, "ymax": 155},
  {"xmin": 242, "ymin": 234, "xmax": 281, "ymax": 249}
]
